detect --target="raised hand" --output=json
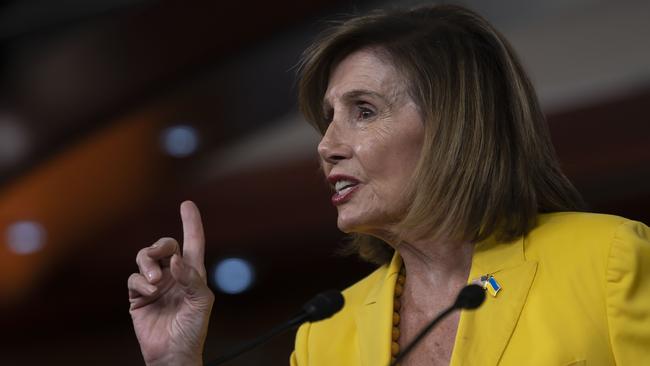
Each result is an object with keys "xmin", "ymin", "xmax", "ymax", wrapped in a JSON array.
[{"xmin": 128, "ymin": 201, "xmax": 215, "ymax": 366}]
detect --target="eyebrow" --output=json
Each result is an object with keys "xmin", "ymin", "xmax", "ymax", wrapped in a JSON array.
[{"xmin": 322, "ymin": 89, "xmax": 391, "ymax": 109}]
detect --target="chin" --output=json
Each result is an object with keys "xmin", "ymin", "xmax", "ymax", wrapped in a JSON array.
[
  {"xmin": 336, "ymin": 214, "xmax": 362, "ymax": 234},
  {"xmin": 336, "ymin": 219, "xmax": 355, "ymax": 233},
  {"xmin": 336, "ymin": 213, "xmax": 378, "ymax": 235},
  {"xmin": 336, "ymin": 209, "xmax": 400, "ymax": 242}
]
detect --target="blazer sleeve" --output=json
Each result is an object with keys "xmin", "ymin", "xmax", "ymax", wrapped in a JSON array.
[
  {"xmin": 606, "ymin": 219, "xmax": 650, "ymax": 364},
  {"xmin": 290, "ymin": 322, "xmax": 311, "ymax": 366}
]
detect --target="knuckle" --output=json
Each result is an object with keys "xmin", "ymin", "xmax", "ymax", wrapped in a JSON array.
[
  {"xmin": 152, "ymin": 237, "xmax": 169, "ymax": 246},
  {"xmin": 164, "ymin": 237, "xmax": 180, "ymax": 248},
  {"xmin": 127, "ymin": 273, "xmax": 140, "ymax": 287},
  {"xmin": 206, "ymin": 289, "xmax": 216, "ymax": 301},
  {"xmin": 157, "ymin": 237, "xmax": 179, "ymax": 251},
  {"xmin": 135, "ymin": 248, "xmax": 150, "ymax": 266},
  {"xmin": 135, "ymin": 250, "xmax": 145, "ymax": 266}
]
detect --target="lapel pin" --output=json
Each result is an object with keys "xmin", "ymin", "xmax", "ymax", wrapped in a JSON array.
[{"xmin": 472, "ymin": 274, "xmax": 502, "ymax": 297}]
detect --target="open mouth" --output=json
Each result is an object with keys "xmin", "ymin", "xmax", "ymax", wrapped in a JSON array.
[
  {"xmin": 329, "ymin": 176, "xmax": 361, "ymax": 205},
  {"xmin": 334, "ymin": 180, "xmax": 359, "ymax": 195}
]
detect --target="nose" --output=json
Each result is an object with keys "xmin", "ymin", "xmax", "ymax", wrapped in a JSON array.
[{"xmin": 317, "ymin": 120, "xmax": 352, "ymax": 165}]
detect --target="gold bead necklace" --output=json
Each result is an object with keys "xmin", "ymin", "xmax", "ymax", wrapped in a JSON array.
[{"xmin": 391, "ymin": 266, "xmax": 406, "ymax": 364}]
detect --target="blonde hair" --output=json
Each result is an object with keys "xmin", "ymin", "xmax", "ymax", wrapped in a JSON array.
[{"xmin": 298, "ymin": 4, "xmax": 585, "ymax": 265}]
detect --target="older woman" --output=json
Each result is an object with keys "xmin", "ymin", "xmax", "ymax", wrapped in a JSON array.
[{"xmin": 128, "ymin": 4, "xmax": 650, "ymax": 366}]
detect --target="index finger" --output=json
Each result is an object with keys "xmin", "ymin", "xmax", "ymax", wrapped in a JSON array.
[{"xmin": 180, "ymin": 200, "xmax": 206, "ymax": 274}]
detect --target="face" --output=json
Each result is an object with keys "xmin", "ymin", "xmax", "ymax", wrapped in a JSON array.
[{"xmin": 318, "ymin": 48, "xmax": 425, "ymax": 239}]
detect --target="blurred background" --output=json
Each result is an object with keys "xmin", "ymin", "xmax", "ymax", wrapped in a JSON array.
[{"xmin": 0, "ymin": 0, "xmax": 648, "ymax": 364}]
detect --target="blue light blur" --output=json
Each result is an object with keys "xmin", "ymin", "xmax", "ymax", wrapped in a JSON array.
[
  {"xmin": 160, "ymin": 124, "xmax": 199, "ymax": 157},
  {"xmin": 6, "ymin": 220, "xmax": 46, "ymax": 255},
  {"xmin": 212, "ymin": 257, "xmax": 255, "ymax": 294}
]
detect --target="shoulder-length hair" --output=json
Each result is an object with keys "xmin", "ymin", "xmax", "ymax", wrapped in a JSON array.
[{"xmin": 298, "ymin": 4, "xmax": 585, "ymax": 265}]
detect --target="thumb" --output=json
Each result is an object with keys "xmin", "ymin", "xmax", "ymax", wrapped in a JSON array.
[{"xmin": 170, "ymin": 254, "xmax": 212, "ymax": 299}]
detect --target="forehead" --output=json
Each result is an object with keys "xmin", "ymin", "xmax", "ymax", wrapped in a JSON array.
[{"xmin": 323, "ymin": 48, "xmax": 404, "ymax": 105}]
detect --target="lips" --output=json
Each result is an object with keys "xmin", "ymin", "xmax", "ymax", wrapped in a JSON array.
[{"xmin": 328, "ymin": 174, "xmax": 360, "ymax": 206}]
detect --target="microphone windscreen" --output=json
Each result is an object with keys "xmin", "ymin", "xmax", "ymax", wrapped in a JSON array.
[
  {"xmin": 454, "ymin": 284, "xmax": 486, "ymax": 310},
  {"xmin": 302, "ymin": 290, "xmax": 344, "ymax": 322}
]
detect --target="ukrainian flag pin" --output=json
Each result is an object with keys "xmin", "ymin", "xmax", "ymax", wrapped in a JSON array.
[
  {"xmin": 471, "ymin": 274, "xmax": 502, "ymax": 297},
  {"xmin": 483, "ymin": 275, "xmax": 501, "ymax": 297}
]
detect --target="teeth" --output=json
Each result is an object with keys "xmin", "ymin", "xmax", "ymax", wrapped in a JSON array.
[{"xmin": 335, "ymin": 180, "xmax": 356, "ymax": 192}]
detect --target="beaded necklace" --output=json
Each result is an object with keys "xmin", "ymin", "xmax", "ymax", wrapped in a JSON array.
[{"xmin": 391, "ymin": 265, "xmax": 406, "ymax": 364}]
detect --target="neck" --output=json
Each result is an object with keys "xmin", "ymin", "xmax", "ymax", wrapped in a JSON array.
[{"xmin": 395, "ymin": 237, "xmax": 474, "ymax": 307}]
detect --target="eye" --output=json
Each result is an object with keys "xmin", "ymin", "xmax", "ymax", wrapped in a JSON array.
[{"xmin": 355, "ymin": 103, "xmax": 376, "ymax": 120}]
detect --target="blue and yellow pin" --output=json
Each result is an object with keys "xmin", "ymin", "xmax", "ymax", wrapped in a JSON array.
[{"xmin": 479, "ymin": 274, "xmax": 501, "ymax": 297}]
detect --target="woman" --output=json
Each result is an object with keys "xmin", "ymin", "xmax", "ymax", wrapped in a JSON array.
[{"xmin": 128, "ymin": 4, "xmax": 650, "ymax": 365}]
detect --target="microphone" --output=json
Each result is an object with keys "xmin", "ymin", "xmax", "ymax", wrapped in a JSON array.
[
  {"xmin": 453, "ymin": 284, "xmax": 486, "ymax": 310},
  {"xmin": 389, "ymin": 284, "xmax": 485, "ymax": 366},
  {"xmin": 205, "ymin": 290, "xmax": 344, "ymax": 366},
  {"xmin": 302, "ymin": 290, "xmax": 346, "ymax": 321}
]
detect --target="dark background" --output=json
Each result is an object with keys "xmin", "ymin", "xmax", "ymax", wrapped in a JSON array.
[{"xmin": 0, "ymin": 0, "xmax": 648, "ymax": 365}]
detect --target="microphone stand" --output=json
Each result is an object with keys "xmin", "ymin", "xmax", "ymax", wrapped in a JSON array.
[
  {"xmin": 204, "ymin": 290, "xmax": 344, "ymax": 366},
  {"xmin": 389, "ymin": 305, "xmax": 456, "ymax": 366},
  {"xmin": 205, "ymin": 312, "xmax": 306, "ymax": 366},
  {"xmin": 389, "ymin": 284, "xmax": 485, "ymax": 366}
]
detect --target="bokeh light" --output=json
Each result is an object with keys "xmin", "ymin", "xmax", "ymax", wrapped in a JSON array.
[
  {"xmin": 212, "ymin": 257, "xmax": 255, "ymax": 294},
  {"xmin": 160, "ymin": 124, "xmax": 200, "ymax": 157},
  {"xmin": 6, "ymin": 221, "xmax": 46, "ymax": 255}
]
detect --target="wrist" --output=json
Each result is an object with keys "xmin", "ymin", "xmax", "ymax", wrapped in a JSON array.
[{"xmin": 146, "ymin": 353, "xmax": 202, "ymax": 366}]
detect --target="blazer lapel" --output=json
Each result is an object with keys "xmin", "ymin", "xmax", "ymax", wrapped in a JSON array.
[
  {"xmin": 356, "ymin": 253, "xmax": 402, "ymax": 366},
  {"xmin": 355, "ymin": 236, "xmax": 537, "ymax": 366},
  {"xmin": 450, "ymin": 236, "xmax": 538, "ymax": 366}
]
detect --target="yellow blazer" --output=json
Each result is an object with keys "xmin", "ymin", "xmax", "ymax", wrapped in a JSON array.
[{"xmin": 290, "ymin": 212, "xmax": 650, "ymax": 365}]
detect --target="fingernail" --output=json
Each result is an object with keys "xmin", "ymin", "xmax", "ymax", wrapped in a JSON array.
[
  {"xmin": 146, "ymin": 285, "xmax": 157, "ymax": 294},
  {"xmin": 146, "ymin": 271, "xmax": 156, "ymax": 280}
]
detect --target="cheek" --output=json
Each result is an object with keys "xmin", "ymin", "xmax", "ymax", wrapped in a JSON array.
[
  {"xmin": 357, "ymin": 147, "xmax": 417, "ymax": 210},
  {"xmin": 353, "ymin": 132, "xmax": 395, "ymax": 175},
  {"xmin": 363, "ymin": 130, "xmax": 422, "ymax": 180},
  {"xmin": 395, "ymin": 125, "xmax": 425, "ymax": 175},
  {"xmin": 377, "ymin": 134, "xmax": 423, "ymax": 200}
]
